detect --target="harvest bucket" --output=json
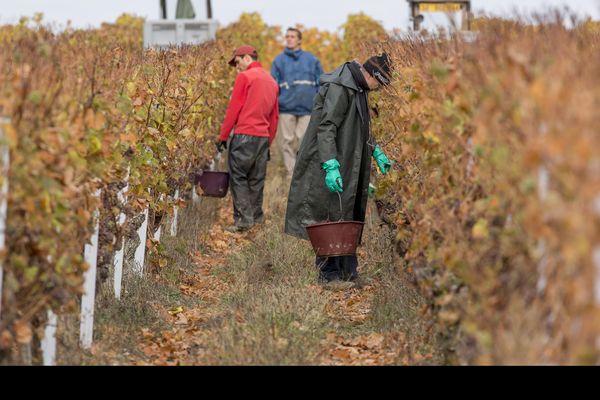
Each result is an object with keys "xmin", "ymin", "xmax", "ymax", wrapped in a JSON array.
[
  {"xmin": 305, "ymin": 192, "xmax": 364, "ymax": 257},
  {"xmin": 195, "ymin": 170, "xmax": 229, "ymax": 198},
  {"xmin": 306, "ymin": 220, "xmax": 364, "ymax": 257}
]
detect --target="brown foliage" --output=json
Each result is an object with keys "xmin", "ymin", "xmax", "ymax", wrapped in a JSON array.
[{"xmin": 371, "ymin": 21, "xmax": 600, "ymax": 364}]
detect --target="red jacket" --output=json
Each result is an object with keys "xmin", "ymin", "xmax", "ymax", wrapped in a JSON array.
[{"xmin": 219, "ymin": 62, "xmax": 279, "ymax": 145}]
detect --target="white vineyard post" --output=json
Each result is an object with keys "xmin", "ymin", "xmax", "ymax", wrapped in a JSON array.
[
  {"xmin": 80, "ymin": 189, "xmax": 101, "ymax": 350},
  {"xmin": 170, "ymin": 189, "xmax": 179, "ymax": 237},
  {"xmin": 464, "ymin": 137, "xmax": 475, "ymax": 180},
  {"xmin": 192, "ymin": 181, "xmax": 199, "ymax": 203},
  {"xmin": 41, "ymin": 309, "xmax": 58, "ymax": 365},
  {"xmin": 0, "ymin": 117, "xmax": 10, "ymax": 320},
  {"xmin": 153, "ymin": 225, "xmax": 162, "ymax": 242},
  {"xmin": 41, "ymin": 254, "xmax": 58, "ymax": 365},
  {"xmin": 536, "ymin": 124, "xmax": 549, "ymax": 294},
  {"xmin": 153, "ymin": 194, "xmax": 164, "ymax": 243},
  {"xmin": 113, "ymin": 167, "xmax": 130, "ymax": 300},
  {"xmin": 133, "ymin": 206, "xmax": 149, "ymax": 276},
  {"xmin": 536, "ymin": 165, "xmax": 550, "ymax": 294}
]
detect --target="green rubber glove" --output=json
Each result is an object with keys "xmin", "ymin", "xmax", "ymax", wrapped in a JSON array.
[
  {"xmin": 322, "ymin": 159, "xmax": 343, "ymax": 193},
  {"xmin": 373, "ymin": 145, "xmax": 391, "ymax": 175}
]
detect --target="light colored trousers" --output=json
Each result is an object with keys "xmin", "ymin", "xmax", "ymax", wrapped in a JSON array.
[{"xmin": 277, "ymin": 113, "xmax": 311, "ymax": 176}]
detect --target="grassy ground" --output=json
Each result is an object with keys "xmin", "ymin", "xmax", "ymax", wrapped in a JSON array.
[
  {"xmin": 57, "ymin": 152, "xmax": 442, "ymax": 365},
  {"xmin": 55, "ymin": 197, "xmax": 220, "ymax": 365}
]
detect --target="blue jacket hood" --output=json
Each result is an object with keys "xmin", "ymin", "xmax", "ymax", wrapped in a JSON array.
[{"xmin": 284, "ymin": 48, "xmax": 302, "ymax": 60}]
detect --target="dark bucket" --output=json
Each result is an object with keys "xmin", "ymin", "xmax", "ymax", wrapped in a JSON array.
[
  {"xmin": 195, "ymin": 171, "xmax": 229, "ymax": 198},
  {"xmin": 306, "ymin": 221, "xmax": 365, "ymax": 257}
]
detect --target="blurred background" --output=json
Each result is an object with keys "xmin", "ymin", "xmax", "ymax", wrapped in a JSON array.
[{"xmin": 1, "ymin": 0, "xmax": 599, "ymax": 32}]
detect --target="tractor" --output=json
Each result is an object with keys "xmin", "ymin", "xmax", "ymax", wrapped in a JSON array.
[{"xmin": 407, "ymin": 0, "xmax": 473, "ymax": 32}]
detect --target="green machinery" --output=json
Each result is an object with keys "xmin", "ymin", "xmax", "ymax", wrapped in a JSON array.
[{"xmin": 159, "ymin": 0, "xmax": 213, "ymax": 19}]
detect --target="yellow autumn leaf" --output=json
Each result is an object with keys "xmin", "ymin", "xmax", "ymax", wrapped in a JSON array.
[
  {"xmin": 168, "ymin": 306, "xmax": 184, "ymax": 316},
  {"xmin": 15, "ymin": 320, "xmax": 32, "ymax": 344},
  {"xmin": 423, "ymin": 131, "xmax": 440, "ymax": 144},
  {"xmin": 472, "ymin": 219, "xmax": 489, "ymax": 239}
]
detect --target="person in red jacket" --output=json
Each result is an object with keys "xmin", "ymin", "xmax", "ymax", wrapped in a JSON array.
[{"xmin": 216, "ymin": 45, "xmax": 279, "ymax": 232}]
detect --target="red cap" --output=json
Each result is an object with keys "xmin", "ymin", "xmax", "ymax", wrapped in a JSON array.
[{"xmin": 228, "ymin": 45, "xmax": 258, "ymax": 67}]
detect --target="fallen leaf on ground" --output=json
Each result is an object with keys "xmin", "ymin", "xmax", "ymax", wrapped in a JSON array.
[
  {"xmin": 15, "ymin": 320, "xmax": 32, "ymax": 344},
  {"xmin": 168, "ymin": 306, "xmax": 184, "ymax": 316}
]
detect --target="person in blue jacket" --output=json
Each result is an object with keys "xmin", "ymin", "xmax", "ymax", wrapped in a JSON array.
[{"xmin": 271, "ymin": 27, "xmax": 323, "ymax": 179}]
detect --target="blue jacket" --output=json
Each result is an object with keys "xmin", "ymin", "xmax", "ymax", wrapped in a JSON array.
[{"xmin": 271, "ymin": 48, "xmax": 323, "ymax": 116}]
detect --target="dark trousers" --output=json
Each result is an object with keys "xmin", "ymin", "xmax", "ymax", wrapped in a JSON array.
[
  {"xmin": 228, "ymin": 134, "xmax": 269, "ymax": 228},
  {"xmin": 316, "ymin": 256, "xmax": 358, "ymax": 282}
]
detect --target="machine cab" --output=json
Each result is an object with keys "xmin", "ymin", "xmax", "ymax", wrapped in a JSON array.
[{"xmin": 406, "ymin": 1, "xmax": 473, "ymax": 32}]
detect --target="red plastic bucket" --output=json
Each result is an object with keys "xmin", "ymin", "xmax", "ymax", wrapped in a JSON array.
[
  {"xmin": 306, "ymin": 221, "xmax": 365, "ymax": 257},
  {"xmin": 195, "ymin": 171, "xmax": 229, "ymax": 198}
]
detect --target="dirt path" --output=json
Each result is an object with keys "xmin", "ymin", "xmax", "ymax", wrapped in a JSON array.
[{"xmin": 84, "ymin": 161, "xmax": 439, "ymax": 365}]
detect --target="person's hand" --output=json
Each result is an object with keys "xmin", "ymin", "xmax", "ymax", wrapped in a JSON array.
[
  {"xmin": 372, "ymin": 145, "xmax": 391, "ymax": 175},
  {"xmin": 215, "ymin": 139, "xmax": 227, "ymax": 153},
  {"xmin": 322, "ymin": 159, "xmax": 343, "ymax": 193}
]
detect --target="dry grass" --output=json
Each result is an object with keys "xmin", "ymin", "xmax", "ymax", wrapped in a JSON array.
[
  {"xmin": 192, "ymin": 156, "xmax": 440, "ymax": 365},
  {"xmin": 55, "ymin": 149, "xmax": 442, "ymax": 365},
  {"xmin": 54, "ymin": 192, "xmax": 220, "ymax": 365},
  {"xmin": 196, "ymin": 168, "xmax": 331, "ymax": 364}
]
